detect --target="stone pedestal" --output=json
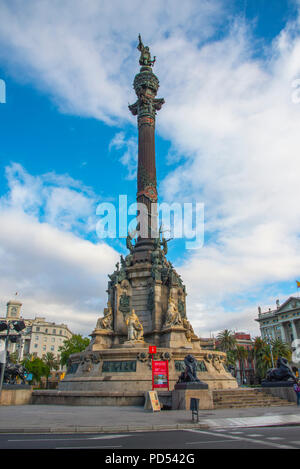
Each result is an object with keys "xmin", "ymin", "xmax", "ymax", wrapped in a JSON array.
[
  {"xmin": 160, "ymin": 327, "xmax": 192, "ymax": 349},
  {"xmin": 119, "ymin": 340, "xmax": 147, "ymax": 348},
  {"xmin": 261, "ymin": 380, "xmax": 295, "ymax": 388},
  {"xmin": 172, "ymin": 383, "xmax": 213, "ymax": 410},
  {"xmin": 91, "ymin": 330, "xmax": 114, "ymax": 350},
  {"xmin": 0, "ymin": 384, "xmax": 32, "ymax": 406}
]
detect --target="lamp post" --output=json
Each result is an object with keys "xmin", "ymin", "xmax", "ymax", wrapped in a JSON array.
[{"xmin": 0, "ymin": 320, "xmax": 26, "ymax": 396}]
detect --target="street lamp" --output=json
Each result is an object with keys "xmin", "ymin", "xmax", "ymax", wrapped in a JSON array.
[{"xmin": 0, "ymin": 320, "xmax": 26, "ymax": 396}]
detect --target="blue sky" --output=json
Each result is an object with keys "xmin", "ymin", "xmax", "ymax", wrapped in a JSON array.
[{"xmin": 0, "ymin": 0, "xmax": 300, "ymax": 337}]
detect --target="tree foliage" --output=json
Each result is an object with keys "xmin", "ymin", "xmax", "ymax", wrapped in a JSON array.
[
  {"xmin": 21, "ymin": 356, "xmax": 49, "ymax": 384},
  {"xmin": 216, "ymin": 329, "xmax": 237, "ymax": 352},
  {"xmin": 42, "ymin": 352, "xmax": 60, "ymax": 388},
  {"xmin": 58, "ymin": 334, "xmax": 90, "ymax": 367}
]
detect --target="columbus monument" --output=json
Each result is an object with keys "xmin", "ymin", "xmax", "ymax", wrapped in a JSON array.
[{"xmin": 57, "ymin": 36, "xmax": 237, "ymax": 404}]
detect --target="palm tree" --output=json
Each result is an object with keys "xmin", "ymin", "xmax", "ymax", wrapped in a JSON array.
[
  {"xmin": 216, "ymin": 329, "xmax": 237, "ymax": 352},
  {"xmin": 42, "ymin": 352, "xmax": 60, "ymax": 389},
  {"xmin": 253, "ymin": 337, "xmax": 269, "ymax": 382},
  {"xmin": 270, "ymin": 338, "xmax": 292, "ymax": 363},
  {"xmin": 234, "ymin": 345, "xmax": 249, "ymax": 384}
]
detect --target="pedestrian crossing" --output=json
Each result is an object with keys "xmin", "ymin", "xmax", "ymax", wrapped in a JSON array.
[
  {"xmin": 186, "ymin": 428, "xmax": 300, "ymax": 449},
  {"xmin": 199, "ymin": 414, "xmax": 300, "ymax": 428}
]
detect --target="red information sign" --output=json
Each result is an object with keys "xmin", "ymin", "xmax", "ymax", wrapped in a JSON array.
[
  {"xmin": 149, "ymin": 345, "xmax": 157, "ymax": 354},
  {"xmin": 152, "ymin": 360, "xmax": 169, "ymax": 390}
]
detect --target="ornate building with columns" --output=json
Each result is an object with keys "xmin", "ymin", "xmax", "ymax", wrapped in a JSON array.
[
  {"xmin": 0, "ymin": 298, "xmax": 73, "ymax": 361},
  {"xmin": 256, "ymin": 296, "xmax": 300, "ymax": 345}
]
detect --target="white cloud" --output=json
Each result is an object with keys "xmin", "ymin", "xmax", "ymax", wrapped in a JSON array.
[
  {"xmin": 0, "ymin": 164, "xmax": 119, "ymax": 335},
  {"xmin": 0, "ymin": 0, "xmax": 224, "ymax": 124},
  {"xmin": 109, "ymin": 131, "xmax": 138, "ymax": 180},
  {"xmin": 1, "ymin": 163, "xmax": 98, "ymax": 235}
]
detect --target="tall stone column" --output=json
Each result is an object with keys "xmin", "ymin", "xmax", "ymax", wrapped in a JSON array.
[
  {"xmin": 280, "ymin": 323, "xmax": 287, "ymax": 342},
  {"xmin": 129, "ymin": 35, "xmax": 164, "ymax": 249},
  {"xmin": 291, "ymin": 320, "xmax": 299, "ymax": 342}
]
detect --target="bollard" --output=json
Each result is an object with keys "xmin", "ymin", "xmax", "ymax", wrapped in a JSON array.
[{"xmin": 190, "ymin": 397, "xmax": 199, "ymax": 422}]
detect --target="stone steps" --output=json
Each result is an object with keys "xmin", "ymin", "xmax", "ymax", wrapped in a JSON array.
[{"xmin": 212, "ymin": 388, "xmax": 295, "ymax": 409}]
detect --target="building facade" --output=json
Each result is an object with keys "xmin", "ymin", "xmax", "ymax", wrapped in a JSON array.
[
  {"xmin": 255, "ymin": 296, "xmax": 300, "ymax": 345},
  {"xmin": 0, "ymin": 298, "xmax": 73, "ymax": 361}
]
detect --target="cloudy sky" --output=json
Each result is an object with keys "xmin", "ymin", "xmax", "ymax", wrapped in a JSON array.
[{"xmin": 1, "ymin": 0, "xmax": 300, "ymax": 339}]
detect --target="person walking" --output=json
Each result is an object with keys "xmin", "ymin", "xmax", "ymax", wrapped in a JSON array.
[{"xmin": 293, "ymin": 380, "xmax": 300, "ymax": 406}]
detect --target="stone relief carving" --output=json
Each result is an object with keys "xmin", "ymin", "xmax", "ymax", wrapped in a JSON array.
[
  {"xmin": 125, "ymin": 309, "xmax": 144, "ymax": 342},
  {"xmin": 96, "ymin": 301, "xmax": 113, "ymax": 330},
  {"xmin": 163, "ymin": 294, "xmax": 183, "ymax": 329}
]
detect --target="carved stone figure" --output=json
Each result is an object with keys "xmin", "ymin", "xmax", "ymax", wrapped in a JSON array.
[
  {"xmin": 126, "ymin": 233, "xmax": 135, "ymax": 254},
  {"xmin": 119, "ymin": 293, "xmax": 130, "ymax": 315},
  {"xmin": 177, "ymin": 355, "xmax": 201, "ymax": 383},
  {"xmin": 137, "ymin": 34, "xmax": 156, "ymax": 67},
  {"xmin": 96, "ymin": 301, "xmax": 113, "ymax": 330},
  {"xmin": 125, "ymin": 254, "xmax": 133, "ymax": 267},
  {"xmin": 178, "ymin": 298, "xmax": 186, "ymax": 319},
  {"xmin": 212, "ymin": 356, "xmax": 224, "ymax": 373},
  {"xmin": 125, "ymin": 309, "xmax": 144, "ymax": 341},
  {"xmin": 263, "ymin": 356, "xmax": 298, "ymax": 383},
  {"xmin": 147, "ymin": 285, "xmax": 155, "ymax": 311},
  {"xmin": 183, "ymin": 318, "xmax": 196, "ymax": 342},
  {"xmin": 163, "ymin": 294, "xmax": 183, "ymax": 329}
]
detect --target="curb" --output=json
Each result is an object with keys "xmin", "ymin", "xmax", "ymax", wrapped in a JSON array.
[{"xmin": 0, "ymin": 423, "xmax": 209, "ymax": 434}]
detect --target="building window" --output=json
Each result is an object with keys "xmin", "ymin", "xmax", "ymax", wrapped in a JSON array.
[
  {"xmin": 52, "ymin": 338, "xmax": 55, "ymax": 343},
  {"xmin": 35, "ymin": 336, "xmax": 39, "ymax": 341},
  {"xmin": 60, "ymin": 330, "xmax": 62, "ymax": 335},
  {"xmin": 43, "ymin": 346, "xmax": 46, "ymax": 351},
  {"xmin": 51, "ymin": 346, "xmax": 54, "ymax": 351},
  {"xmin": 36, "ymin": 327, "xmax": 40, "ymax": 332},
  {"xmin": 53, "ymin": 329, "xmax": 56, "ymax": 334},
  {"xmin": 34, "ymin": 344, "xmax": 38, "ymax": 348},
  {"xmin": 45, "ymin": 328, "xmax": 48, "ymax": 333}
]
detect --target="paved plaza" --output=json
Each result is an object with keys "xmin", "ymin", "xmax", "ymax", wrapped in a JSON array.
[{"xmin": 0, "ymin": 404, "xmax": 299, "ymax": 434}]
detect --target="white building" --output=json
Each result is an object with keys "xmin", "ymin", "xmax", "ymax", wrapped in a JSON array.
[
  {"xmin": 255, "ymin": 296, "xmax": 300, "ymax": 345},
  {"xmin": 0, "ymin": 298, "xmax": 73, "ymax": 361}
]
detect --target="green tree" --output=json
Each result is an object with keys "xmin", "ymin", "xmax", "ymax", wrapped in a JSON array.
[
  {"xmin": 252, "ymin": 337, "xmax": 292, "ymax": 383},
  {"xmin": 216, "ymin": 329, "xmax": 237, "ymax": 352},
  {"xmin": 42, "ymin": 352, "xmax": 60, "ymax": 388},
  {"xmin": 21, "ymin": 356, "xmax": 49, "ymax": 385},
  {"xmin": 253, "ymin": 337, "xmax": 270, "ymax": 382},
  {"xmin": 58, "ymin": 334, "xmax": 90, "ymax": 367},
  {"xmin": 234, "ymin": 345, "xmax": 248, "ymax": 384},
  {"xmin": 216, "ymin": 329, "xmax": 237, "ymax": 369},
  {"xmin": 271, "ymin": 338, "xmax": 292, "ymax": 362}
]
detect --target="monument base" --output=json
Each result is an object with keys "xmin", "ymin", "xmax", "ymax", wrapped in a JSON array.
[
  {"xmin": 91, "ymin": 330, "xmax": 114, "ymax": 350},
  {"xmin": 174, "ymin": 382, "xmax": 208, "ymax": 390},
  {"xmin": 55, "ymin": 347, "xmax": 237, "ymax": 395},
  {"xmin": 172, "ymin": 387, "xmax": 213, "ymax": 410},
  {"xmin": 261, "ymin": 380, "xmax": 295, "ymax": 388},
  {"xmin": 0, "ymin": 384, "xmax": 32, "ymax": 406}
]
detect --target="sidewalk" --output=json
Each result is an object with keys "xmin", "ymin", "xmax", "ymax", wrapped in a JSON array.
[{"xmin": 0, "ymin": 404, "xmax": 299, "ymax": 433}]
